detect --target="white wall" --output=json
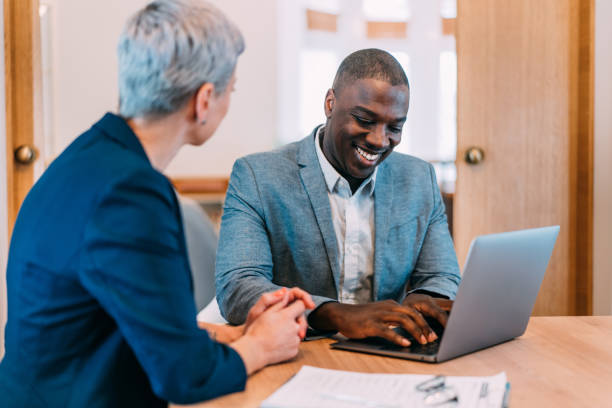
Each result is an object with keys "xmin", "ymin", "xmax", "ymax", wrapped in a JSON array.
[
  {"xmin": 166, "ymin": 0, "xmax": 278, "ymax": 175},
  {"xmin": 593, "ymin": 0, "xmax": 612, "ymax": 315},
  {"xmin": 42, "ymin": 0, "xmax": 145, "ymax": 163},
  {"xmin": 44, "ymin": 0, "xmax": 278, "ymax": 177},
  {"xmin": 1, "ymin": 0, "xmax": 8, "ymax": 357}
]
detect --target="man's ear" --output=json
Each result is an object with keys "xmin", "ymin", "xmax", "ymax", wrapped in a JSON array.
[
  {"xmin": 324, "ymin": 89, "xmax": 335, "ymax": 118},
  {"xmin": 194, "ymin": 83, "xmax": 215, "ymax": 124}
]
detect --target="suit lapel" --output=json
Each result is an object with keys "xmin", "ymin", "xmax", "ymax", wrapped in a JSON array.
[
  {"xmin": 373, "ymin": 161, "xmax": 393, "ymax": 301},
  {"xmin": 297, "ymin": 130, "xmax": 340, "ymax": 293}
]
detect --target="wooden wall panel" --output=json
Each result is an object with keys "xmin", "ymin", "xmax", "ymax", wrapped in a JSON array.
[
  {"xmin": 171, "ymin": 177, "xmax": 229, "ymax": 196},
  {"xmin": 441, "ymin": 18, "xmax": 455, "ymax": 36},
  {"xmin": 306, "ymin": 9, "xmax": 337, "ymax": 33},
  {"xmin": 455, "ymin": 0, "xmax": 593, "ymax": 315},
  {"xmin": 366, "ymin": 21, "xmax": 408, "ymax": 39}
]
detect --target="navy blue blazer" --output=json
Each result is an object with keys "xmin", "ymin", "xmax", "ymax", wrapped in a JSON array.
[{"xmin": 0, "ymin": 113, "xmax": 246, "ymax": 407}]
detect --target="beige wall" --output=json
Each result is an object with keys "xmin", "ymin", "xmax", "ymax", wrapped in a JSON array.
[
  {"xmin": 1, "ymin": 0, "xmax": 8, "ymax": 357},
  {"xmin": 44, "ymin": 0, "xmax": 278, "ymax": 177},
  {"xmin": 594, "ymin": 0, "xmax": 612, "ymax": 315}
]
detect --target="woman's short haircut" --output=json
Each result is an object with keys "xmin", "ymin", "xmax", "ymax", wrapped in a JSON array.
[{"xmin": 117, "ymin": 0, "xmax": 245, "ymax": 118}]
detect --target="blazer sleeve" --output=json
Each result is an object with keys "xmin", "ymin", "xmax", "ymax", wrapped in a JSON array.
[
  {"xmin": 407, "ymin": 164, "xmax": 461, "ymax": 299},
  {"xmin": 215, "ymin": 158, "xmax": 298, "ymax": 324},
  {"xmin": 79, "ymin": 169, "xmax": 246, "ymax": 404}
]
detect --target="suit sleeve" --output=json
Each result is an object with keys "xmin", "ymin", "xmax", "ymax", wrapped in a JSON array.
[
  {"xmin": 407, "ymin": 164, "xmax": 461, "ymax": 299},
  {"xmin": 215, "ymin": 158, "xmax": 295, "ymax": 324},
  {"xmin": 79, "ymin": 169, "xmax": 246, "ymax": 404}
]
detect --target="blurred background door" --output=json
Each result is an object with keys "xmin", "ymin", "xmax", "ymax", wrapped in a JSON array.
[
  {"xmin": 454, "ymin": 0, "xmax": 594, "ymax": 315},
  {"xmin": 4, "ymin": 0, "xmax": 43, "ymax": 236}
]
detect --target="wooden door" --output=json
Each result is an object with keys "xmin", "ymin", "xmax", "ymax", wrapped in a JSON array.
[
  {"xmin": 455, "ymin": 0, "xmax": 594, "ymax": 315},
  {"xmin": 4, "ymin": 0, "xmax": 42, "ymax": 236}
]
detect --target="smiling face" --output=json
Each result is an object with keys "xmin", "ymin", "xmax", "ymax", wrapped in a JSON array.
[{"xmin": 321, "ymin": 78, "xmax": 409, "ymax": 190}]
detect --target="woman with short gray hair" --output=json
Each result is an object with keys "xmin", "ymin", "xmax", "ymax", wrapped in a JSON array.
[
  {"xmin": 118, "ymin": 0, "xmax": 244, "ymax": 119},
  {"xmin": 0, "ymin": 1, "xmax": 313, "ymax": 407}
]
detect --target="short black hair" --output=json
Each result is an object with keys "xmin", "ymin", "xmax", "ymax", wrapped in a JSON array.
[{"xmin": 332, "ymin": 48, "xmax": 409, "ymax": 94}]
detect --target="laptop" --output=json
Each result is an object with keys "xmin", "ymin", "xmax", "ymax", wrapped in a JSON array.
[{"xmin": 330, "ymin": 226, "xmax": 560, "ymax": 363}]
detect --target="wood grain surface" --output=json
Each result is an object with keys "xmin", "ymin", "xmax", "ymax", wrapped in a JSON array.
[{"xmin": 173, "ymin": 316, "xmax": 612, "ymax": 408}]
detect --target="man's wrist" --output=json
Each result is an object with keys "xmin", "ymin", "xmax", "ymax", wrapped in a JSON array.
[{"xmin": 307, "ymin": 301, "xmax": 342, "ymax": 332}]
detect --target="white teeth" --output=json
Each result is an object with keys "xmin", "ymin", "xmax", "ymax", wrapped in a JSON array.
[{"xmin": 356, "ymin": 146, "xmax": 380, "ymax": 161}]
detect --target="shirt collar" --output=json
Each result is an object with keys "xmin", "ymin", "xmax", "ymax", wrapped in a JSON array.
[{"xmin": 314, "ymin": 126, "xmax": 377, "ymax": 197}]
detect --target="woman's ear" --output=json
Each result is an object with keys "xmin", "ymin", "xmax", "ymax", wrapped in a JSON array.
[{"xmin": 194, "ymin": 83, "xmax": 215, "ymax": 124}]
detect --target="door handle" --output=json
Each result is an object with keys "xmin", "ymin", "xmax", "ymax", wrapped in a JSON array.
[
  {"xmin": 464, "ymin": 146, "xmax": 484, "ymax": 165},
  {"xmin": 14, "ymin": 144, "xmax": 37, "ymax": 165}
]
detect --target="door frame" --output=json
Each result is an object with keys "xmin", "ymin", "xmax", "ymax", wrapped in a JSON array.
[
  {"xmin": 571, "ymin": 0, "xmax": 594, "ymax": 315},
  {"xmin": 4, "ymin": 0, "xmax": 41, "ymax": 238}
]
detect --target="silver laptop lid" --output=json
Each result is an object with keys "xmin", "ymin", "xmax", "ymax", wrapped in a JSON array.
[{"xmin": 437, "ymin": 226, "xmax": 560, "ymax": 362}]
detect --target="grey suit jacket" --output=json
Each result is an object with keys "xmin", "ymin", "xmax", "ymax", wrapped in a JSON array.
[{"xmin": 215, "ymin": 129, "xmax": 461, "ymax": 324}]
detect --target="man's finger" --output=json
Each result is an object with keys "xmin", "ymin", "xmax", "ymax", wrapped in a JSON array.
[
  {"xmin": 375, "ymin": 325, "xmax": 411, "ymax": 347},
  {"xmin": 382, "ymin": 303, "xmax": 438, "ymax": 342},
  {"xmin": 403, "ymin": 306, "xmax": 439, "ymax": 342},
  {"xmin": 413, "ymin": 300, "xmax": 449, "ymax": 327},
  {"xmin": 382, "ymin": 312, "xmax": 429, "ymax": 344}
]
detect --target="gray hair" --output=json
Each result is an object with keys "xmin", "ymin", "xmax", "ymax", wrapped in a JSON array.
[{"xmin": 117, "ymin": 0, "xmax": 245, "ymax": 118}]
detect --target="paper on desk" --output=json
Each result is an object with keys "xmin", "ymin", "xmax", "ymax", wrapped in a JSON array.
[{"xmin": 261, "ymin": 365, "xmax": 507, "ymax": 408}]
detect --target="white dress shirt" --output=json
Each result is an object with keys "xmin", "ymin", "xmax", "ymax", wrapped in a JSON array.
[{"xmin": 314, "ymin": 127, "xmax": 377, "ymax": 304}]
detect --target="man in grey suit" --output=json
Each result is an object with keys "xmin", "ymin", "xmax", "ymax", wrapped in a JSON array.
[{"xmin": 216, "ymin": 49, "xmax": 461, "ymax": 346}]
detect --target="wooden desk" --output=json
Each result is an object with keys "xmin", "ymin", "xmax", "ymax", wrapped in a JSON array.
[{"xmin": 175, "ymin": 316, "xmax": 612, "ymax": 407}]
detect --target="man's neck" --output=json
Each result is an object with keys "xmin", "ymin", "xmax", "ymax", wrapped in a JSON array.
[{"xmin": 319, "ymin": 127, "xmax": 366, "ymax": 194}]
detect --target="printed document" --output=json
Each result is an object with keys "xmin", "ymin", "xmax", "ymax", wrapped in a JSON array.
[{"xmin": 261, "ymin": 365, "xmax": 508, "ymax": 408}]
